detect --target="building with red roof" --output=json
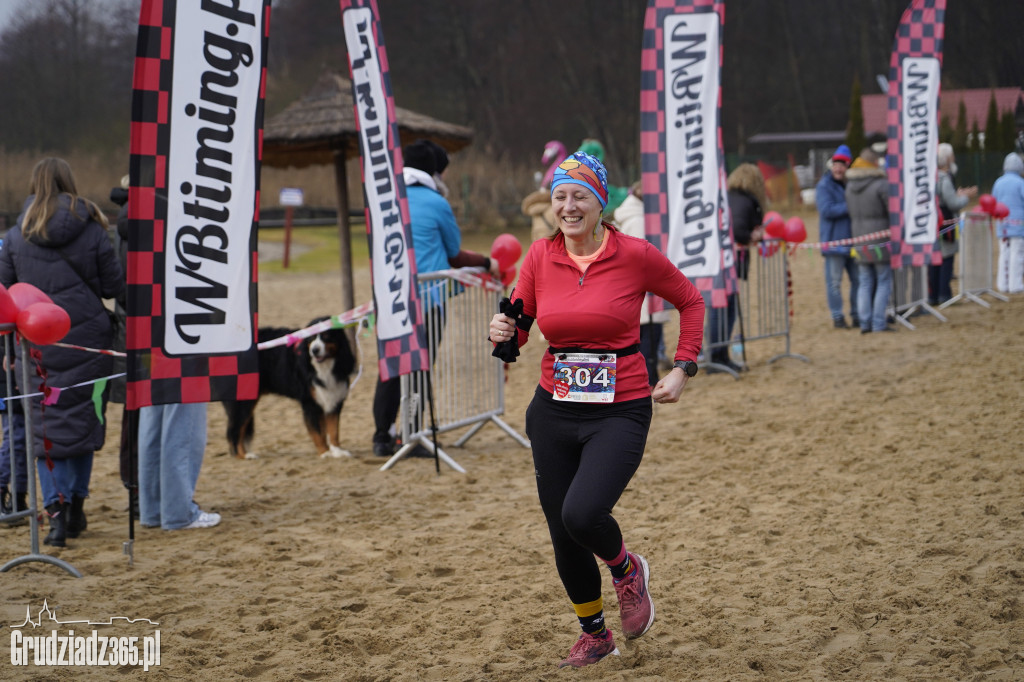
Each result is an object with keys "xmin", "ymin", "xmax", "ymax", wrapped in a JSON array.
[{"xmin": 861, "ymin": 87, "xmax": 1024, "ymax": 135}]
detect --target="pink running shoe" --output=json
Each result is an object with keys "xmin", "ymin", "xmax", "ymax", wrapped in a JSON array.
[
  {"xmin": 614, "ymin": 552, "xmax": 655, "ymax": 638},
  {"xmin": 557, "ymin": 630, "xmax": 620, "ymax": 668}
]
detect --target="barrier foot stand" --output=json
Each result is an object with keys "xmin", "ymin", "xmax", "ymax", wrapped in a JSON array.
[
  {"xmin": 1, "ymin": 553, "xmax": 83, "ymax": 578},
  {"xmin": 452, "ymin": 420, "xmax": 486, "ymax": 448},
  {"xmin": 896, "ymin": 301, "xmax": 947, "ymax": 329},
  {"xmin": 938, "ymin": 288, "xmax": 1008, "ymax": 310},
  {"xmin": 767, "ymin": 351, "xmax": 810, "ymax": 365},
  {"xmin": 701, "ymin": 359, "xmax": 742, "ymax": 380},
  {"xmin": 488, "ymin": 416, "xmax": 531, "ymax": 449},
  {"xmin": 451, "ymin": 417, "xmax": 530, "ymax": 449},
  {"xmin": 379, "ymin": 438, "xmax": 466, "ymax": 474}
]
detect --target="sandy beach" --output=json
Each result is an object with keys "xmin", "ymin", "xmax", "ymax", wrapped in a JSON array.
[{"xmin": 2, "ymin": 216, "xmax": 1023, "ymax": 681}]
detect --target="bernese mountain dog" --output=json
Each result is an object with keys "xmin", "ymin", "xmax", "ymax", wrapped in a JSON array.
[{"xmin": 222, "ymin": 316, "xmax": 358, "ymax": 459}]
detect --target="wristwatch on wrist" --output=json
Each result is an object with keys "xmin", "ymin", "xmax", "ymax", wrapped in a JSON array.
[{"xmin": 674, "ymin": 360, "xmax": 698, "ymax": 377}]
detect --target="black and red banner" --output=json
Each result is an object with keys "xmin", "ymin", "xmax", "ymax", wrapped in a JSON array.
[
  {"xmin": 339, "ymin": 0, "xmax": 428, "ymax": 381},
  {"xmin": 126, "ymin": 0, "xmax": 268, "ymax": 408},
  {"xmin": 886, "ymin": 0, "xmax": 946, "ymax": 268},
  {"xmin": 641, "ymin": 0, "xmax": 733, "ymax": 311}
]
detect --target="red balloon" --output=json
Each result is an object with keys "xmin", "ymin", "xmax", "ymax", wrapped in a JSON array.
[
  {"xmin": 993, "ymin": 202, "xmax": 1010, "ymax": 219},
  {"xmin": 16, "ymin": 302, "xmax": 70, "ymax": 346},
  {"xmin": 9, "ymin": 282, "xmax": 52, "ymax": 311},
  {"xmin": 501, "ymin": 266, "xmax": 517, "ymax": 287},
  {"xmin": 763, "ymin": 211, "xmax": 785, "ymax": 238},
  {"xmin": 783, "ymin": 216, "xmax": 807, "ymax": 243},
  {"xmin": 490, "ymin": 233, "xmax": 523, "ymax": 271},
  {"xmin": 978, "ymin": 194, "xmax": 997, "ymax": 214},
  {"xmin": 0, "ymin": 284, "xmax": 18, "ymax": 325}
]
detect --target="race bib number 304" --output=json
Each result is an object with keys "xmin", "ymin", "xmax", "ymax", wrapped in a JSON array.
[{"xmin": 552, "ymin": 353, "xmax": 616, "ymax": 403}]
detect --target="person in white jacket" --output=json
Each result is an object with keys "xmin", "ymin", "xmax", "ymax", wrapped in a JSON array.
[{"xmin": 613, "ymin": 182, "xmax": 670, "ymax": 386}]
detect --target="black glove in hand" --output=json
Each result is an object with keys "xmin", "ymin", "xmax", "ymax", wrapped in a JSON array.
[{"xmin": 491, "ymin": 297, "xmax": 532, "ymax": 363}]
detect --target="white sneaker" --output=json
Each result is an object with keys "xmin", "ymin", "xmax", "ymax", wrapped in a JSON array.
[{"xmin": 182, "ymin": 510, "xmax": 221, "ymax": 529}]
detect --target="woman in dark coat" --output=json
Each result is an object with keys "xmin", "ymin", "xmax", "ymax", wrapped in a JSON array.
[
  {"xmin": 0, "ymin": 157, "xmax": 124, "ymax": 547},
  {"xmin": 708, "ymin": 163, "xmax": 765, "ymax": 373}
]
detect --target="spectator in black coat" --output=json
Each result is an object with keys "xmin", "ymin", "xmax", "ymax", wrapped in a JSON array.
[
  {"xmin": 0, "ymin": 158, "xmax": 124, "ymax": 547},
  {"xmin": 708, "ymin": 164, "xmax": 766, "ymax": 373}
]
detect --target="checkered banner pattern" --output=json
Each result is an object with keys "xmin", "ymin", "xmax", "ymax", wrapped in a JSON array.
[
  {"xmin": 886, "ymin": 0, "xmax": 946, "ymax": 269},
  {"xmin": 339, "ymin": 0, "xmax": 428, "ymax": 381},
  {"xmin": 640, "ymin": 0, "xmax": 733, "ymax": 311},
  {"xmin": 125, "ymin": 0, "xmax": 268, "ymax": 409}
]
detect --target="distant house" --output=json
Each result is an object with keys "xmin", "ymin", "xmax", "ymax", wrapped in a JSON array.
[{"xmin": 861, "ymin": 86, "xmax": 1024, "ymax": 140}]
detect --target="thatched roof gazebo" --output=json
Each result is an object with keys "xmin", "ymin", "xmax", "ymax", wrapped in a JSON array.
[{"xmin": 262, "ymin": 71, "xmax": 474, "ymax": 312}]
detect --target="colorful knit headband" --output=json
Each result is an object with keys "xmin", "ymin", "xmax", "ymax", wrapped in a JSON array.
[{"xmin": 550, "ymin": 151, "xmax": 609, "ymax": 209}]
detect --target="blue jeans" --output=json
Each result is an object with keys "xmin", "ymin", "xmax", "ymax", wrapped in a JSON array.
[
  {"xmin": 1, "ymin": 412, "xmax": 27, "ymax": 493},
  {"xmin": 37, "ymin": 454, "xmax": 93, "ymax": 508},
  {"xmin": 857, "ymin": 262, "xmax": 893, "ymax": 331},
  {"xmin": 824, "ymin": 254, "xmax": 860, "ymax": 321},
  {"xmin": 138, "ymin": 403, "xmax": 208, "ymax": 530}
]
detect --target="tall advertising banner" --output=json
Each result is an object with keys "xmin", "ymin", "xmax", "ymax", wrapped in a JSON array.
[
  {"xmin": 640, "ymin": 0, "xmax": 732, "ymax": 311},
  {"xmin": 886, "ymin": 0, "xmax": 946, "ymax": 268},
  {"xmin": 338, "ymin": 0, "xmax": 428, "ymax": 381},
  {"xmin": 126, "ymin": 0, "xmax": 268, "ymax": 409}
]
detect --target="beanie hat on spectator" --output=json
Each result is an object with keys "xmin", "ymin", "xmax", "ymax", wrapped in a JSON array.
[
  {"xmin": 867, "ymin": 132, "xmax": 887, "ymax": 156},
  {"xmin": 831, "ymin": 145, "xmax": 852, "ymax": 165},
  {"xmin": 403, "ymin": 140, "xmax": 440, "ymax": 176},
  {"xmin": 1003, "ymin": 152, "xmax": 1024, "ymax": 175}
]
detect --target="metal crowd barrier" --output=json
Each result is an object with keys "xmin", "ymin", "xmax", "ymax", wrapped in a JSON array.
[
  {"xmin": 939, "ymin": 211, "xmax": 1007, "ymax": 309},
  {"xmin": 892, "ymin": 264, "xmax": 945, "ymax": 328},
  {"xmin": 380, "ymin": 268, "xmax": 530, "ymax": 472},
  {"xmin": 703, "ymin": 241, "xmax": 808, "ymax": 378},
  {"xmin": 893, "ymin": 212, "xmax": 1006, "ymax": 328},
  {"xmin": 0, "ymin": 326, "xmax": 82, "ymax": 577}
]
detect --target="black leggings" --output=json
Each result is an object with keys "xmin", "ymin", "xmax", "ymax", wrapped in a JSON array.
[{"xmin": 525, "ymin": 387, "xmax": 652, "ymax": 605}]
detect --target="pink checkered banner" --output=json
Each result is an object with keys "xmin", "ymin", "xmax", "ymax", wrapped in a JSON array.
[
  {"xmin": 338, "ymin": 0, "xmax": 428, "ymax": 381},
  {"xmin": 126, "ymin": 0, "xmax": 268, "ymax": 409},
  {"xmin": 886, "ymin": 0, "xmax": 946, "ymax": 268},
  {"xmin": 640, "ymin": 0, "xmax": 733, "ymax": 311}
]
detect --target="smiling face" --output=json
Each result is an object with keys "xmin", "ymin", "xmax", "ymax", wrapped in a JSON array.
[{"xmin": 551, "ymin": 183, "xmax": 603, "ymax": 243}]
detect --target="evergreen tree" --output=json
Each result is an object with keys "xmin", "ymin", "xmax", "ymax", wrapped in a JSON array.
[
  {"xmin": 984, "ymin": 92, "xmax": 1000, "ymax": 151},
  {"xmin": 969, "ymin": 121, "xmax": 981, "ymax": 152},
  {"xmin": 1000, "ymin": 110, "xmax": 1016, "ymax": 151},
  {"xmin": 846, "ymin": 75, "xmax": 865, "ymax": 155},
  {"xmin": 940, "ymin": 115, "xmax": 954, "ymax": 143},
  {"xmin": 952, "ymin": 101, "xmax": 969, "ymax": 153}
]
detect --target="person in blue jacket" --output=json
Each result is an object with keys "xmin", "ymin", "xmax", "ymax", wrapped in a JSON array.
[
  {"xmin": 815, "ymin": 144, "xmax": 859, "ymax": 328},
  {"xmin": 371, "ymin": 140, "xmax": 499, "ymax": 457},
  {"xmin": 992, "ymin": 151, "xmax": 1024, "ymax": 294}
]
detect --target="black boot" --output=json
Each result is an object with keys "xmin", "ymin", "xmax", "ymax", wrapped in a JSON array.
[
  {"xmin": 2, "ymin": 489, "xmax": 28, "ymax": 527},
  {"xmin": 66, "ymin": 495, "xmax": 87, "ymax": 538},
  {"xmin": 44, "ymin": 502, "xmax": 67, "ymax": 548}
]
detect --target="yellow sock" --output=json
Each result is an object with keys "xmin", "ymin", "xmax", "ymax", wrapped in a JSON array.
[{"xmin": 572, "ymin": 597, "xmax": 606, "ymax": 636}]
